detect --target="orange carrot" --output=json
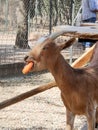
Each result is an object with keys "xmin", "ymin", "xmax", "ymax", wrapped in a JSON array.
[{"xmin": 22, "ymin": 62, "xmax": 33, "ymax": 74}]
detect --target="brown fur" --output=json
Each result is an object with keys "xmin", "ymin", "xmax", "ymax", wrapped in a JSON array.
[{"xmin": 24, "ymin": 38, "xmax": 98, "ymax": 130}]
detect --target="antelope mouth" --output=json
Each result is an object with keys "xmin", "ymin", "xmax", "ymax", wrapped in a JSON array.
[{"xmin": 22, "ymin": 61, "xmax": 34, "ymax": 74}]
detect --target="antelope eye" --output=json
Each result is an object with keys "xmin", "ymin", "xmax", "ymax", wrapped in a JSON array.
[
  {"xmin": 43, "ymin": 47, "xmax": 46, "ymax": 50},
  {"xmin": 43, "ymin": 46, "xmax": 48, "ymax": 50},
  {"xmin": 32, "ymin": 56, "xmax": 36, "ymax": 60}
]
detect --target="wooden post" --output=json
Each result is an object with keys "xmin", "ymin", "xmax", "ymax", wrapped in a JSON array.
[
  {"xmin": 96, "ymin": 12, "xmax": 98, "ymax": 23},
  {"xmin": 72, "ymin": 44, "xmax": 95, "ymax": 68},
  {"xmin": 0, "ymin": 82, "xmax": 56, "ymax": 110}
]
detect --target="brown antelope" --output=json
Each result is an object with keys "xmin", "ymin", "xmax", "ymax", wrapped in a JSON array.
[{"xmin": 24, "ymin": 31, "xmax": 98, "ymax": 130}]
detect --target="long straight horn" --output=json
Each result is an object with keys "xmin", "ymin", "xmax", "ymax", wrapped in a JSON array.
[{"xmin": 49, "ymin": 30, "xmax": 76, "ymax": 40}]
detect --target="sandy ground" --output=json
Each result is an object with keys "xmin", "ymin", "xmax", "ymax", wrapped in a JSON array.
[
  {"xmin": 0, "ymin": 33, "xmax": 88, "ymax": 130},
  {"xmin": 0, "ymin": 71, "xmax": 88, "ymax": 130}
]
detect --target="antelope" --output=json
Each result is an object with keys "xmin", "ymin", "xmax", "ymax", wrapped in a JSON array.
[{"xmin": 24, "ymin": 31, "xmax": 98, "ymax": 130}]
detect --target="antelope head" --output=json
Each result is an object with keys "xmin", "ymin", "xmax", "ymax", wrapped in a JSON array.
[{"xmin": 24, "ymin": 31, "xmax": 76, "ymax": 72}]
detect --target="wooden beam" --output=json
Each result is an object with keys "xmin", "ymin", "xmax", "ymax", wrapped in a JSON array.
[
  {"xmin": 80, "ymin": 23, "xmax": 98, "ymax": 27},
  {"xmin": 0, "ymin": 82, "xmax": 56, "ymax": 110},
  {"xmin": 72, "ymin": 44, "xmax": 95, "ymax": 68},
  {"xmin": 53, "ymin": 25, "xmax": 98, "ymax": 40},
  {"xmin": 0, "ymin": 45, "xmax": 95, "ymax": 110}
]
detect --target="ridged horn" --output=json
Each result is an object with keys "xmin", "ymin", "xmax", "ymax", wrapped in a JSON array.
[
  {"xmin": 36, "ymin": 36, "xmax": 49, "ymax": 44},
  {"xmin": 36, "ymin": 30, "xmax": 76, "ymax": 44}
]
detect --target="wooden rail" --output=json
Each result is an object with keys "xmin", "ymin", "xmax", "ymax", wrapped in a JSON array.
[
  {"xmin": 0, "ymin": 44, "xmax": 95, "ymax": 110},
  {"xmin": 72, "ymin": 44, "xmax": 95, "ymax": 68},
  {"xmin": 53, "ymin": 25, "xmax": 98, "ymax": 40}
]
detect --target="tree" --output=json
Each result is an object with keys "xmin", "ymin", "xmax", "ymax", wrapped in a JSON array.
[
  {"xmin": 15, "ymin": 0, "xmax": 31, "ymax": 49},
  {"xmin": 14, "ymin": 0, "xmax": 81, "ymax": 49}
]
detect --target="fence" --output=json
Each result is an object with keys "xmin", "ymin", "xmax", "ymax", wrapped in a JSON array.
[{"xmin": 0, "ymin": 0, "xmax": 83, "ymax": 77}]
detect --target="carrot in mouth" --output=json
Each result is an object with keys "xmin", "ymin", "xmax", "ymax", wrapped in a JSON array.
[{"xmin": 22, "ymin": 62, "xmax": 34, "ymax": 74}]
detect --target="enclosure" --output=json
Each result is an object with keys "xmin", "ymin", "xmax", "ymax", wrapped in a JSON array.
[
  {"xmin": 0, "ymin": 0, "xmax": 89, "ymax": 130},
  {"xmin": 0, "ymin": 0, "xmax": 82, "ymax": 78}
]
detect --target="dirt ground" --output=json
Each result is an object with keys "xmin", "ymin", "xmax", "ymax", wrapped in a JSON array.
[
  {"xmin": 0, "ymin": 33, "xmax": 92, "ymax": 130},
  {"xmin": 0, "ymin": 71, "xmax": 88, "ymax": 130}
]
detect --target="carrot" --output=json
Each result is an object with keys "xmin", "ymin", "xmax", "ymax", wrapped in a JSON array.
[{"xmin": 22, "ymin": 62, "xmax": 34, "ymax": 74}]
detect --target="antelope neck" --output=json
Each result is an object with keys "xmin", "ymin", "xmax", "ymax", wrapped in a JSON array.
[{"xmin": 47, "ymin": 54, "xmax": 74, "ymax": 90}]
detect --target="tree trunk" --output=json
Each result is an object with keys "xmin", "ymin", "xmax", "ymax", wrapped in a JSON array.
[
  {"xmin": 53, "ymin": 0, "xmax": 58, "ymax": 26},
  {"xmin": 15, "ymin": 0, "xmax": 30, "ymax": 49}
]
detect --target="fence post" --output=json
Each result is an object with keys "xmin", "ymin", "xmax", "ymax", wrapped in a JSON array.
[
  {"xmin": 5, "ymin": 0, "xmax": 8, "ymax": 31},
  {"xmin": 69, "ymin": 0, "xmax": 75, "ymax": 64},
  {"xmin": 0, "ymin": 0, "xmax": 1, "ymax": 9},
  {"xmin": 49, "ymin": 0, "xmax": 52, "ymax": 34}
]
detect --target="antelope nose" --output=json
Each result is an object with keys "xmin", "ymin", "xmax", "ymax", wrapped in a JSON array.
[{"xmin": 24, "ymin": 56, "xmax": 29, "ymax": 61}]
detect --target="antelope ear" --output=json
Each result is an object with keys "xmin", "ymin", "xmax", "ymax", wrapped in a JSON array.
[{"xmin": 58, "ymin": 37, "xmax": 76, "ymax": 50}]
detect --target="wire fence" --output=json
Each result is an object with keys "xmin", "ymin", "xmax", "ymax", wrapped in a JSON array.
[{"xmin": 0, "ymin": 0, "xmax": 83, "ymax": 66}]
